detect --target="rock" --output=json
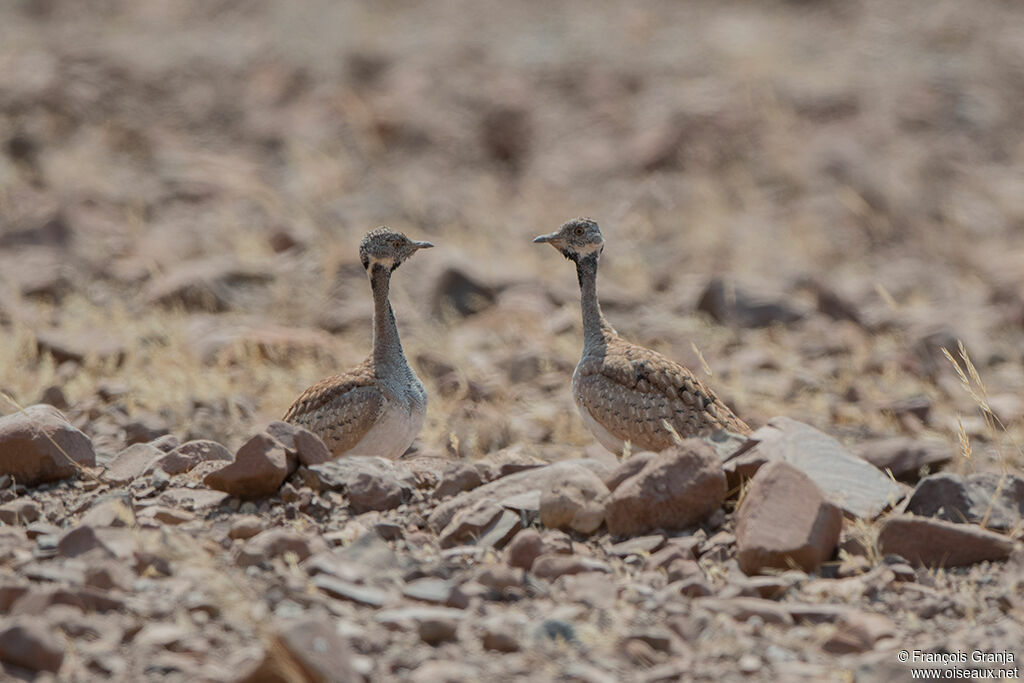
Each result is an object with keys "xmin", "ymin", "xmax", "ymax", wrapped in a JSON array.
[
  {"xmin": 265, "ymin": 420, "xmax": 331, "ymax": 467},
  {"xmin": 531, "ymin": 554, "xmax": 611, "ymax": 579},
  {"xmin": 433, "ymin": 463, "xmax": 484, "ymax": 499},
  {"xmin": 204, "ymin": 433, "xmax": 290, "ymax": 499},
  {"xmin": 480, "ymin": 615, "xmax": 524, "ymax": 652},
  {"xmin": 505, "ymin": 528, "xmax": 544, "ymax": 570},
  {"xmin": 122, "ymin": 412, "xmax": 170, "ymax": 445},
  {"xmin": 693, "ymin": 597, "xmax": 794, "ymax": 625},
  {"xmin": 877, "ymin": 514, "xmax": 1017, "ymax": 567},
  {"xmin": 724, "ymin": 417, "xmax": 903, "ymax": 519},
  {"xmin": 822, "ymin": 612, "xmax": 896, "ymax": 653},
  {"xmin": 736, "ymin": 461, "xmax": 843, "ymax": 575},
  {"xmin": 103, "ymin": 443, "xmax": 163, "ymax": 485},
  {"xmin": 905, "ymin": 472, "xmax": 1024, "ymax": 531},
  {"xmin": 403, "ymin": 578, "xmax": 470, "ymax": 609},
  {"xmin": 313, "ymin": 576, "xmax": 393, "ymax": 607},
  {"xmin": 696, "ymin": 278, "xmax": 806, "ymax": 328},
  {"xmin": 143, "ymin": 258, "xmax": 273, "ymax": 312},
  {"xmin": 235, "ymin": 529, "xmax": 315, "ymax": 567},
  {"xmin": 418, "ymin": 616, "xmax": 459, "ymax": 645},
  {"xmin": 35, "ymin": 329, "xmax": 125, "ymax": 365},
  {"xmin": 439, "ymin": 500, "xmax": 502, "ymax": 548},
  {"xmin": 428, "ymin": 459, "xmax": 611, "ymax": 533},
  {"xmin": 604, "ymin": 441, "xmax": 726, "ymax": 537},
  {"xmin": 539, "ymin": 466, "xmax": 609, "ymax": 534},
  {"xmin": 0, "ymin": 499, "xmax": 41, "ymax": 525},
  {"xmin": 409, "ymin": 660, "xmax": 479, "ymax": 683},
  {"xmin": 273, "ymin": 616, "xmax": 358, "ymax": 683},
  {"xmin": 300, "ymin": 457, "xmax": 415, "ymax": 513},
  {"xmin": 0, "ymin": 404, "xmax": 95, "ymax": 485},
  {"xmin": 480, "ymin": 104, "xmax": 531, "ymax": 170},
  {"xmin": 603, "ymin": 452, "xmax": 656, "ymax": 492},
  {"xmin": 153, "ymin": 440, "xmax": 233, "ymax": 475},
  {"xmin": 431, "ymin": 266, "xmax": 499, "ymax": 318},
  {"xmin": 851, "ymin": 437, "xmax": 953, "ymax": 482},
  {"xmin": 0, "ymin": 617, "xmax": 64, "ymax": 673},
  {"xmin": 228, "ymin": 515, "xmax": 264, "ymax": 540},
  {"xmin": 609, "ymin": 534, "xmax": 665, "ymax": 557}
]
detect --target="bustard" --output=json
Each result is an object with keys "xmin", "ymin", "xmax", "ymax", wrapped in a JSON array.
[
  {"xmin": 283, "ymin": 227, "xmax": 433, "ymax": 459},
  {"xmin": 534, "ymin": 218, "xmax": 750, "ymax": 454}
]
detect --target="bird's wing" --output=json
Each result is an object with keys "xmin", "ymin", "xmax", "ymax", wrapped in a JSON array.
[
  {"xmin": 575, "ymin": 339, "xmax": 750, "ymax": 449},
  {"xmin": 283, "ymin": 359, "xmax": 385, "ymax": 456}
]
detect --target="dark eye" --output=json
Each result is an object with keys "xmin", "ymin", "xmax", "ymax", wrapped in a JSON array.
[
  {"xmin": 392, "ymin": 239, "xmax": 403, "ymax": 248},
  {"xmin": 574, "ymin": 226, "xmax": 585, "ymax": 236}
]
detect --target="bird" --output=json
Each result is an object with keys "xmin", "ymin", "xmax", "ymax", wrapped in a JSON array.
[
  {"xmin": 283, "ymin": 227, "xmax": 433, "ymax": 459},
  {"xmin": 533, "ymin": 217, "xmax": 750, "ymax": 455}
]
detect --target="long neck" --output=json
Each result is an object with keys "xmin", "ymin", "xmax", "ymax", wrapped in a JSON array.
[
  {"xmin": 370, "ymin": 265, "xmax": 405, "ymax": 369},
  {"xmin": 576, "ymin": 252, "xmax": 613, "ymax": 347}
]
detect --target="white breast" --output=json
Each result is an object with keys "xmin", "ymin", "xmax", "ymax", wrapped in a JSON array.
[{"xmin": 346, "ymin": 397, "xmax": 426, "ymax": 459}]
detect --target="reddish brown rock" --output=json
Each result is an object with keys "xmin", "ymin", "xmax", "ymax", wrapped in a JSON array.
[
  {"xmin": 434, "ymin": 462, "xmax": 484, "ymax": 499},
  {"xmin": 877, "ymin": 514, "xmax": 1017, "ymax": 568},
  {"xmin": 822, "ymin": 612, "xmax": 896, "ymax": 654},
  {"xmin": 153, "ymin": 440, "xmax": 232, "ymax": 475},
  {"xmin": 300, "ymin": 457, "xmax": 415, "ymax": 513},
  {"xmin": 427, "ymin": 459, "xmax": 612, "ymax": 533},
  {"xmin": 204, "ymin": 433, "xmax": 289, "ymax": 499},
  {"xmin": 265, "ymin": 420, "xmax": 331, "ymax": 467},
  {"xmin": 235, "ymin": 528, "xmax": 316, "ymax": 567},
  {"xmin": 531, "ymin": 554, "xmax": 611, "ymax": 579},
  {"xmin": 539, "ymin": 466, "xmax": 609, "ymax": 534},
  {"xmin": 0, "ymin": 404, "xmax": 95, "ymax": 485},
  {"xmin": 605, "ymin": 441, "xmax": 727, "ymax": 537},
  {"xmin": 0, "ymin": 617, "xmax": 64, "ymax": 673},
  {"xmin": 736, "ymin": 461, "xmax": 843, "ymax": 575},
  {"xmin": 273, "ymin": 616, "xmax": 358, "ymax": 683},
  {"xmin": 505, "ymin": 528, "xmax": 544, "ymax": 570},
  {"xmin": 905, "ymin": 472, "xmax": 1024, "ymax": 532},
  {"xmin": 103, "ymin": 443, "xmax": 163, "ymax": 485},
  {"xmin": 603, "ymin": 452, "xmax": 656, "ymax": 492}
]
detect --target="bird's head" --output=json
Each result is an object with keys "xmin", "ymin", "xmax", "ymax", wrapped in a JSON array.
[
  {"xmin": 533, "ymin": 217, "xmax": 604, "ymax": 262},
  {"xmin": 359, "ymin": 227, "xmax": 434, "ymax": 272}
]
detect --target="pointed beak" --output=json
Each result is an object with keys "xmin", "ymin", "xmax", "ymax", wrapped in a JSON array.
[
  {"xmin": 533, "ymin": 232, "xmax": 558, "ymax": 244},
  {"xmin": 413, "ymin": 240, "xmax": 434, "ymax": 249}
]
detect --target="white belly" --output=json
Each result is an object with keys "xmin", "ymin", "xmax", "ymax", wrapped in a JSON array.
[
  {"xmin": 346, "ymin": 399, "xmax": 425, "ymax": 459},
  {"xmin": 574, "ymin": 395, "xmax": 626, "ymax": 456}
]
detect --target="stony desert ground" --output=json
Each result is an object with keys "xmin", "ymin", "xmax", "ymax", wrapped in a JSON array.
[{"xmin": 1, "ymin": 1, "xmax": 1023, "ymax": 681}]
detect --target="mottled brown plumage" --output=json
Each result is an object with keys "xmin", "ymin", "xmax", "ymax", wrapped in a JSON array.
[
  {"xmin": 283, "ymin": 228, "xmax": 432, "ymax": 459},
  {"xmin": 535, "ymin": 218, "xmax": 750, "ymax": 455}
]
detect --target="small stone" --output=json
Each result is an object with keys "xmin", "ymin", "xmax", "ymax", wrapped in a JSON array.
[
  {"xmin": 905, "ymin": 472, "xmax": 1024, "ymax": 532},
  {"xmin": 877, "ymin": 514, "xmax": 1017, "ymax": 567},
  {"xmin": 736, "ymin": 461, "xmax": 843, "ymax": 575},
  {"xmin": 539, "ymin": 466, "xmax": 609, "ymax": 534},
  {"xmin": 0, "ymin": 404, "xmax": 96, "ymax": 485},
  {"xmin": 235, "ymin": 529, "xmax": 314, "ymax": 567},
  {"xmin": 434, "ymin": 463, "xmax": 484, "ymax": 499},
  {"xmin": 265, "ymin": 420, "xmax": 331, "ymax": 467},
  {"xmin": 418, "ymin": 617, "xmax": 459, "ymax": 645},
  {"xmin": 481, "ymin": 617, "xmax": 522, "ymax": 652},
  {"xmin": 301, "ymin": 457, "xmax": 415, "ymax": 512},
  {"xmin": 505, "ymin": 528, "xmax": 544, "ymax": 570},
  {"xmin": 0, "ymin": 617, "xmax": 64, "ymax": 673},
  {"xmin": 697, "ymin": 277, "xmax": 806, "ymax": 328},
  {"xmin": 609, "ymin": 534, "xmax": 665, "ymax": 557},
  {"xmin": 273, "ymin": 616, "xmax": 358, "ymax": 683},
  {"xmin": 204, "ymin": 433, "xmax": 289, "ymax": 499},
  {"xmin": 103, "ymin": 443, "xmax": 163, "ymax": 485},
  {"xmin": 439, "ymin": 501, "xmax": 503, "ymax": 549},
  {"xmin": 822, "ymin": 612, "xmax": 896, "ymax": 653},
  {"xmin": 531, "ymin": 554, "xmax": 611, "ymax": 579},
  {"xmin": 605, "ymin": 441, "xmax": 727, "ymax": 537},
  {"xmin": 314, "ymin": 576, "xmax": 393, "ymax": 607},
  {"xmin": 154, "ymin": 440, "xmax": 232, "ymax": 475},
  {"xmin": 0, "ymin": 499, "xmax": 41, "ymax": 525}
]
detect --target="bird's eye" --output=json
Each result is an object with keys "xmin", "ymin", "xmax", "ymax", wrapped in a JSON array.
[
  {"xmin": 574, "ymin": 226, "xmax": 585, "ymax": 236},
  {"xmin": 392, "ymin": 239, "xmax": 402, "ymax": 248}
]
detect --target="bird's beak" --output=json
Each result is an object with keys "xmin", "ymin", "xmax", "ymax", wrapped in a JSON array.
[
  {"xmin": 533, "ymin": 232, "xmax": 558, "ymax": 244},
  {"xmin": 413, "ymin": 240, "xmax": 434, "ymax": 249}
]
